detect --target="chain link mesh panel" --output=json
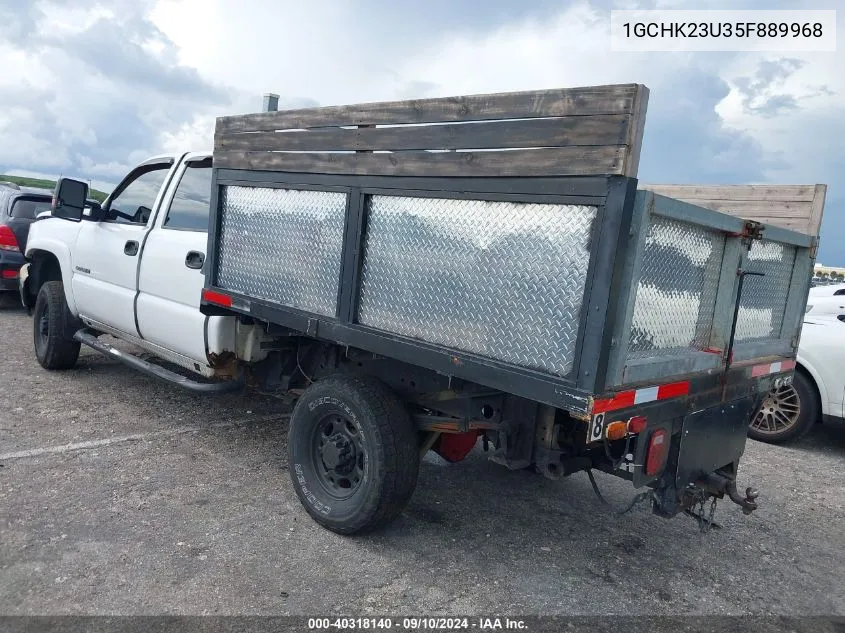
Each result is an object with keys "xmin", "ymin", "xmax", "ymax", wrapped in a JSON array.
[
  {"xmin": 357, "ymin": 195, "xmax": 597, "ymax": 377},
  {"xmin": 216, "ymin": 186, "xmax": 346, "ymax": 316},
  {"xmin": 628, "ymin": 216, "xmax": 725, "ymax": 359},
  {"xmin": 734, "ymin": 240, "xmax": 796, "ymax": 342}
]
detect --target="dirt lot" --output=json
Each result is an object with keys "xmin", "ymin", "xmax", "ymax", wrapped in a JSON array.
[{"xmin": 1, "ymin": 305, "xmax": 844, "ymax": 616}]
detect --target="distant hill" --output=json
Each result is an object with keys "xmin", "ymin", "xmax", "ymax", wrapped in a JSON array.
[{"xmin": 0, "ymin": 175, "xmax": 109, "ymax": 202}]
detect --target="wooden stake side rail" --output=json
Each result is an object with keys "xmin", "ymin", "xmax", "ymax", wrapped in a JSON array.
[
  {"xmin": 214, "ymin": 83, "xmax": 650, "ymax": 178},
  {"xmin": 640, "ymin": 184, "xmax": 828, "ymax": 237}
]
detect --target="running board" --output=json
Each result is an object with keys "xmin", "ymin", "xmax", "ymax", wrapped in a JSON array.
[{"xmin": 73, "ymin": 329, "xmax": 244, "ymax": 394}]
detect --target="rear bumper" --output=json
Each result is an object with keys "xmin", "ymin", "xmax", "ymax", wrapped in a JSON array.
[
  {"xmin": 0, "ymin": 249, "xmax": 25, "ymax": 292},
  {"xmin": 588, "ymin": 367, "xmax": 795, "ymax": 521}
]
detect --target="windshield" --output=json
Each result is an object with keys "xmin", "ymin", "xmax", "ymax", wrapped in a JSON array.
[{"xmin": 10, "ymin": 197, "xmax": 52, "ymax": 219}]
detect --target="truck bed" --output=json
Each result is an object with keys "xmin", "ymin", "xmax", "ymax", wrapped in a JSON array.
[{"xmin": 201, "ymin": 83, "xmax": 816, "ymax": 417}]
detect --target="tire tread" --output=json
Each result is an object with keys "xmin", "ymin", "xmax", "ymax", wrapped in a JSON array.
[
  {"xmin": 34, "ymin": 281, "xmax": 81, "ymax": 370},
  {"xmin": 288, "ymin": 374, "xmax": 419, "ymax": 534}
]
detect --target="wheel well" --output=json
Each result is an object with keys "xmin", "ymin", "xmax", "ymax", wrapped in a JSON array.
[
  {"xmin": 795, "ymin": 362, "xmax": 822, "ymax": 424},
  {"xmin": 24, "ymin": 251, "xmax": 63, "ymax": 308}
]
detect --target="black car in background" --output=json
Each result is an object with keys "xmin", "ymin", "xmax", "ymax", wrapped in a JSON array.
[{"xmin": 0, "ymin": 183, "xmax": 53, "ymax": 305}]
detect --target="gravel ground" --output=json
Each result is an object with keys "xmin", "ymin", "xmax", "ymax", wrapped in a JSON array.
[{"xmin": 1, "ymin": 304, "xmax": 844, "ymax": 616}]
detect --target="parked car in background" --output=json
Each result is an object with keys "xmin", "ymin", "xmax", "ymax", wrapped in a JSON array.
[
  {"xmin": 749, "ymin": 311, "xmax": 845, "ymax": 443},
  {"xmin": 803, "ymin": 283, "xmax": 845, "ymax": 317},
  {"xmin": 0, "ymin": 183, "xmax": 53, "ymax": 306}
]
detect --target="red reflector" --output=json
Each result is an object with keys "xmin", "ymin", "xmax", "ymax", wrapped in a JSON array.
[
  {"xmin": 1, "ymin": 268, "xmax": 19, "ymax": 279},
  {"xmin": 0, "ymin": 226, "xmax": 19, "ymax": 252},
  {"xmin": 592, "ymin": 391, "xmax": 636, "ymax": 414},
  {"xmin": 627, "ymin": 415, "xmax": 647, "ymax": 434},
  {"xmin": 657, "ymin": 381, "xmax": 689, "ymax": 400},
  {"xmin": 592, "ymin": 380, "xmax": 690, "ymax": 415},
  {"xmin": 645, "ymin": 429, "xmax": 669, "ymax": 476},
  {"xmin": 202, "ymin": 289, "xmax": 232, "ymax": 307},
  {"xmin": 751, "ymin": 359, "xmax": 798, "ymax": 378},
  {"xmin": 751, "ymin": 364, "xmax": 769, "ymax": 378}
]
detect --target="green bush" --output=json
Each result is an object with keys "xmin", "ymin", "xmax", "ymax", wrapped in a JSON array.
[{"xmin": 0, "ymin": 175, "xmax": 109, "ymax": 202}]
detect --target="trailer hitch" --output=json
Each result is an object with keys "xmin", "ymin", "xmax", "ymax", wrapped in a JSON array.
[
  {"xmin": 697, "ymin": 472, "xmax": 759, "ymax": 515},
  {"xmin": 726, "ymin": 480, "xmax": 760, "ymax": 515}
]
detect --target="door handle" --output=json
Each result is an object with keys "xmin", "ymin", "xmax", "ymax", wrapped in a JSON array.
[
  {"xmin": 185, "ymin": 250, "xmax": 205, "ymax": 269},
  {"xmin": 124, "ymin": 240, "xmax": 139, "ymax": 256}
]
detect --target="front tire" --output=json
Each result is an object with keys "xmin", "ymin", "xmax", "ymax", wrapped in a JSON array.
[
  {"xmin": 749, "ymin": 371, "xmax": 818, "ymax": 443},
  {"xmin": 33, "ymin": 281, "xmax": 81, "ymax": 370},
  {"xmin": 288, "ymin": 375, "xmax": 420, "ymax": 534}
]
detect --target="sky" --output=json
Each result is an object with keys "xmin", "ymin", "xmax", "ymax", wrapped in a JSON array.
[{"xmin": 0, "ymin": 0, "xmax": 842, "ymax": 261}]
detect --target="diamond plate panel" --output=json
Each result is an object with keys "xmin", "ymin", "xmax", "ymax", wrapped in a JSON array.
[
  {"xmin": 734, "ymin": 240, "xmax": 796, "ymax": 342},
  {"xmin": 357, "ymin": 195, "xmax": 597, "ymax": 377},
  {"xmin": 628, "ymin": 216, "xmax": 725, "ymax": 358},
  {"xmin": 216, "ymin": 186, "xmax": 346, "ymax": 316}
]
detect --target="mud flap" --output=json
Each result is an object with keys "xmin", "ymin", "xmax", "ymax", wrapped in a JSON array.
[{"xmin": 675, "ymin": 396, "xmax": 759, "ymax": 489}]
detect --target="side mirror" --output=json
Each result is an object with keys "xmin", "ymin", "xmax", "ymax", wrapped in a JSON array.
[
  {"xmin": 84, "ymin": 200, "xmax": 103, "ymax": 219},
  {"xmin": 51, "ymin": 178, "xmax": 88, "ymax": 222}
]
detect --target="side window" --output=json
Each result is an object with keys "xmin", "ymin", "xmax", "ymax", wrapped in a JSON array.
[
  {"xmin": 834, "ymin": 289, "xmax": 845, "ymax": 296},
  {"xmin": 163, "ymin": 160, "xmax": 212, "ymax": 232},
  {"xmin": 106, "ymin": 164, "xmax": 171, "ymax": 225}
]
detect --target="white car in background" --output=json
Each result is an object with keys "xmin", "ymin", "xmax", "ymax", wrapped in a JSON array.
[
  {"xmin": 749, "ymin": 310, "xmax": 845, "ymax": 443},
  {"xmin": 804, "ymin": 283, "xmax": 845, "ymax": 316}
]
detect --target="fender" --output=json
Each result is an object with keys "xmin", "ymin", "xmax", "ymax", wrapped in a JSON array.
[
  {"xmin": 794, "ymin": 354, "xmax": 828, "ymax": 416},
  {"xmin": 24, "ymin": 218, "xmax": 85, "ymax": 316}
]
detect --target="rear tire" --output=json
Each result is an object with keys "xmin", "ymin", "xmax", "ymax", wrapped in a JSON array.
[
  {"xmin": 288, "ymin": 375, "xmax": 420, "ymax": 534},
  {"xmin": 33, "ymin": 281, "xmax": 81, "ymax": 370},
  {"xmin": 748, "ymin": 371, "xmax": 817, "ymax": 444}
]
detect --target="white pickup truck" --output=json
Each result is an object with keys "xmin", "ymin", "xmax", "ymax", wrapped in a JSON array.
[
  {"xmin": 21, "ymin": 84, "xmax": 814, "ymax": 535},
  {"xmin": 21, "ymin": 152, "xmax": 266, "ymax": 385}
]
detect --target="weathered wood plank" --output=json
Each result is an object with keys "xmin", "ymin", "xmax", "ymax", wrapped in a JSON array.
[
  {"xmin": 640, "ymin": 184, "xmax": 817, "ymax": 201},
  {"xmin": 214, "ymin": 115, "xmax": 630, "ymax": 153},
  {"xmin": 666, "ymin": 199, "xmax": 814, "ymax": 216},
  {"xmin": 808, "ymin": 184, "xmax": 827, "ymax": 238},
  {"xmin": 641, "ymin": 183, "xmax": 828, "ymax": 237},
  {"xmin": 213, "ymin": 146, "xmax": 626, "ymax": 177},
  {"xmin": 216, "ymin": 84, "xmax": 643, "ymax": 134},
  {"xmin": 621, "ymin": 86, "xmax": 649, "ymax": 178}
]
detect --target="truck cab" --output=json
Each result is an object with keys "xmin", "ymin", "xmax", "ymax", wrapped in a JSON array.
[{"xmin": 21, "ymin": 152, "xmax": 237, "ymax": 377}]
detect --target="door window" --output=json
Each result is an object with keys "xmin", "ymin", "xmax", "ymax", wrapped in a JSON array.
[
  {"xmin": 163, "ymin": 159, "xmax": 212, "ymax": 232},
  {"xmin": 105, "ymin": 164, "xmax": 171, "ymax": 225}
]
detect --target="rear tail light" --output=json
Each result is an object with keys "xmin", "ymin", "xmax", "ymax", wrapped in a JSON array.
[
  {"xmin": 0, "ymin": 226, "xmax": 19, "ymax": 252},
  {"xmin": 645, "ymin": 429, "xmax": 669, "ymax": 476},
  {"xmin": 1, "ymin": 268, "xmax": 19, "ymax": 279},
  {"xmin": 627, "ymin": 415, "xmax": 648, "ymax": 434}
]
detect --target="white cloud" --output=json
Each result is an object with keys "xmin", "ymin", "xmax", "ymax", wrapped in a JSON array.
[{"xmin": 2, "ymin": 0, "xmax": 843, "ymax": 257}]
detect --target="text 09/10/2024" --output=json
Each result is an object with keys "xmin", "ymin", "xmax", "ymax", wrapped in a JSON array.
[{"xmin": 307, "ymin": 618, "xmax": 528, "ymax": 631}]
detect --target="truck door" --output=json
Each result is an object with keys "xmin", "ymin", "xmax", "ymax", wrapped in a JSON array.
[
  {"xmin": 72, "ymin": 159, "xmax": 176, "ymax": 336},
  {"xmin": 135, "ymin": 155, "xmax": 213, "ymax": 365}
]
